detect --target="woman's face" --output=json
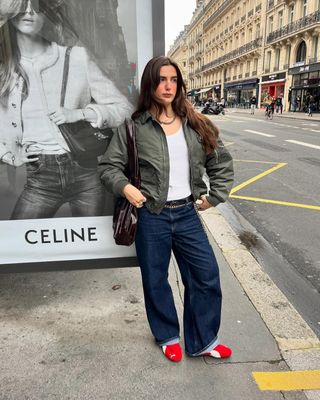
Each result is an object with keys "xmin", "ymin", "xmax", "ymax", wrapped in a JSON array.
[
  {"xmin": 11, "ymin": 0, "xmax": 45, "ymax": 37},
  {"xmin": 155, "ymin": 65, "xmax": 178, "ymax": 107}
]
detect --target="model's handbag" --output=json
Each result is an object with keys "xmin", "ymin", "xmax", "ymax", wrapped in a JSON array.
[
  {"xmin": 58, "ymin": 47, "xmax": 112, "ymax": 160},
  {"xmin": 113, "ymin": 118, "xmax": 140, "ymax": 246}
]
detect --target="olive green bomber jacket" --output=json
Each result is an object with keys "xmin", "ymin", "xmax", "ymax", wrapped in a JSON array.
[{"xmin": 99, "ymin": 112, "xmax": 234, "ymax": 214}]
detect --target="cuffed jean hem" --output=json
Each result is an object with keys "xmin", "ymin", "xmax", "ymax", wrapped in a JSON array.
[
  {"xmin": 186, "ymin": 336, "xmax": 219, "ymax": 357},
  {"xmin": 157, "ymin": 336, "xmax": 180, "ymax": 347}
]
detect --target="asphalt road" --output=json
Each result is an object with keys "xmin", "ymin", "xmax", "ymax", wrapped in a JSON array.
[{"xmin": 211, "ymin": 112, "xmax": 320, "ymax": 337}]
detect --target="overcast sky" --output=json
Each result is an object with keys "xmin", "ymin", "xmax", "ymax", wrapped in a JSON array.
[{"xmin": 165, "ymin": 0, "xmax": 196, "ymax": 53}]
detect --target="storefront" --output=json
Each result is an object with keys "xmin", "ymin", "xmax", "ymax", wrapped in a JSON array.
[
  {"xmin": 260, "ymin": 72, "xmax": 286, "ymax": 108},
  {"xmin": 212, "ymin": 84, "xmax": 221, "ymax": 101},
  {"xmin": 224, "ymin": 79, "xmax": 259, "ymax": 108},
  {"xmin": 288, "ymin": 63, "xmax": 320, "ymax": 112},
  {"xmin": 196, "ymin": 86, "xmax": 213, "ymax": 100}
]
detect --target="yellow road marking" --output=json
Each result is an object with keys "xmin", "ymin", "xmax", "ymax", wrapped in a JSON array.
[
  {"xmin": 231, "ymin": 163, "xmax": 287, "ymax": 195},
  {"xmin": 230, "ymin": 195, "xmax": 320, "ymax": 211},
  {"xmin": 233, "ymin": 159, "xmax": 280, "ymax": 164},
  {"xmin": 253, "ymin": 370, "xmax": 320, "ymax": 391}
]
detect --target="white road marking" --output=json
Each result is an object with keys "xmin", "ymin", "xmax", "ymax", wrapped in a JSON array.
[
  {"xmin": 244, "ymin": 129, "xmax": 276, "ymax": 137},
  {"xmin": 286, "ymin": 140, "xmax": 320, "ymax": 150}
]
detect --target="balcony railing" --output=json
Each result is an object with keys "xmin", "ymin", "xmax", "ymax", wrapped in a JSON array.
[
  {"xmin": 267, "ymin": 10, "xmax": 320, "ymax": 43},
  {"xmin": 203, "ymin": 0, "xmax": 234, "ymax": 30},
  {"xmin": 245, "ymin": 72, "xmax": 250, "ymax": 77},
  {"xmin": 248, "ymin": 9, "xmax": 254, "ymax": 18},
  {"xmin": 202, "ymin": 37, "xmax": 262, "ymax": 72},
  {"xmin": 252, "ymin": 70, "xmax": 257, "ymax": 75},
  {"xmin": 256, "ymin": 3, "xmax": 261, "ymax": 12}
]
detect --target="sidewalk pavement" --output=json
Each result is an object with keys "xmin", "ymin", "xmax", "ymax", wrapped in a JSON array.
[
  {"xmin": 0, "ymin": 207, "xmax": 319, "ymax": 400},
  {"xmin": 225, "ymin": 107, "xmax": 320, "ymax": 122}
]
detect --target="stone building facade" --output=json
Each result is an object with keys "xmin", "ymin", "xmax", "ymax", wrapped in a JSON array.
[{"xmin": 168, "ymin": 0, "xmax": 320, "ymax": 112}]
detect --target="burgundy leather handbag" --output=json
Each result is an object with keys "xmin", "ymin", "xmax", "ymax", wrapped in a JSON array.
[{"xmin": 113, "ymin": 118, "xmax": 140, "ymax": 246}]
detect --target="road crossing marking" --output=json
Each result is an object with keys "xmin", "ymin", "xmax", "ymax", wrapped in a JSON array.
[
  {"xmin": 253, "ymin": 370, "xmax": 320, "ymax": 391},
  {"xmin": 231, "ymin": 195, "xmax": 320, "ymax": 211},
  {"xmin": 244, "ymin": 129, "xmax": 276, "ymax": 137},
  {"xmin": 230, "ymin": 160, "xmax": 320, "ymax": 211},
  {"xmin": 230, "ymin": 163, "xmax": 287, "ymax": 195},
  {"xmin": 286, "ymin": 140, "xmax": 320, "ymax": 150}
]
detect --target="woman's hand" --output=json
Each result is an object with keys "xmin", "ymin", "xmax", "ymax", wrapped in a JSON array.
[
  {"xmin": 196, "ymin": 195, "xmax": 213, "ymax": 211},
  {"xmin": 0, "ymin": 145, "xmax": 40, "ymax": 167},
  {"xmin": 49, "ymin": 107, "xmax": 84, "ymax": 125},
  {"xmin": 123, "ymin": 184, "xmax": 146, "ymax": 208}
]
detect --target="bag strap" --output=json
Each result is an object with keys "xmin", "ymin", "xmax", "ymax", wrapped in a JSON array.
[
  {"xmin": 125, "ymin": 118, "xmax": 141, "ymax": 190},
  {"xmin": 60, "ymin": 47, "xmax": 72, "ymax": 108}
]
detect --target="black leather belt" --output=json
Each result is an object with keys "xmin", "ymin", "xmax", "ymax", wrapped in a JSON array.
[{"xmin": 164, "ymin": 195, "xmax": 194, "ymax": 208}]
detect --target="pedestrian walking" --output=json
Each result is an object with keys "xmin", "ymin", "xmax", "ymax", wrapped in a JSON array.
[
  {"xmin": 100, "ymin": 56, "xmax": 234, "ymax": 362},
  {"xmin": 275, "ymin": 96, "xmax": 283, "ymax": 114},
  {"xmin": 0, "ymin": 0, "xmax": 132, "ymax": 220},
  {"xmin": 249, "ymin": 95, "xmax": 256, "ymax": 114}
]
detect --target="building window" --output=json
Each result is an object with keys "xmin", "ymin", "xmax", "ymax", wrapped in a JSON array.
[
  {"xmin": 266, "ymin": 51, "xmax": 271, "ymax": 70},
  {"xmin": 312, "ymin": 36, "xmax": 319, "ymax": 62},
  {"xmin": 296, "ymin": 41, "xmax": 307, "ymax": 63},
  {"xmin": 268, "ymin": 16, "xmax": 274, "ymax": 34},
  {"xmin": 278, "ymin": 11, "xmax": 283, "ymax": 28},
  {"xmin": 289, "ymin": 5, "xmax": 294, "ymax": 23},
  {"xmin": 274, "ymin": 48, "xmax": 280, "ymax": 71},
  {"xmin": 286, "ymin": 44, "xmax": 291, "ymax": 66},
  {"xmin": 256, "ymin": 23, "xmax": 260, "ymax": 39},
  {"xmin": 303, "ymin": 0, "xmax": 307, "ymax": 17}
]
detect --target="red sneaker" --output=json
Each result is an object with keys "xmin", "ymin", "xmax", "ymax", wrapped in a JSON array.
[
  {"xmin": 162, "ymin": 343, "xmax": 183, "ymax": 362},
  {"xmin": 203, "ymin": 344, "xmax": 232, "ymax": 359}
]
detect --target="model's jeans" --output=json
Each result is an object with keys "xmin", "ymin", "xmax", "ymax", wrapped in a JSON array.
[
  {"xmin": 135, "ymin": 202, "xmax": 222, "ymax": 356},
  {"xmin": 11, "ymin": 153, "xmax": 105, "ymax": 219}
]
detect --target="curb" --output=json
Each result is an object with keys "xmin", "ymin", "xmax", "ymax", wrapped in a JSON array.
[
  {"xmin": 225, "ymin": 109, "xmax": 320, "ymax": 122},
  {"xmin": 200, "ymin": 207, "xmax": 320, "ymax": 353}
]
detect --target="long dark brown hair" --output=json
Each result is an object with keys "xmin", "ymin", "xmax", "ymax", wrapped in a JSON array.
[{"xmin": 132, "ymin": 56, "xmax": 219, "ymax": 153}]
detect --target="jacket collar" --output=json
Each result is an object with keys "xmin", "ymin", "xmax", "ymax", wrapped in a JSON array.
[{"xmin": 137, "ymin": 110, "xmax": 188, "ymax": 127}]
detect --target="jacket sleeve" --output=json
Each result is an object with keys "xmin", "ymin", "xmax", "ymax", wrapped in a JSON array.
[
  {"xmin": 83, "ymin": 50, "xmax": 133, "ymax": 129},
  {"xmin": 205, "ymin": 137, "xmax": 234, "ymax": 207},
  {"xmin": 99, "ymin": 123, "xmax": 130, "ymax": 197}
]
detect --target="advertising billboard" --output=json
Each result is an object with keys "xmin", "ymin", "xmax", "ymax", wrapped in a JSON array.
[{"xmin": 0, "ymin": 0, "xmax": 165, "ymax": 272}]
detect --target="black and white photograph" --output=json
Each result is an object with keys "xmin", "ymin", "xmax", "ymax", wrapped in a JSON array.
[{"xmin": 0, "ymin": 0, "xmax": 163, "ymax": 269}]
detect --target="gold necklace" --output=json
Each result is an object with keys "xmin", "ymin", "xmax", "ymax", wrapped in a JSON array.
[{"xmin": 159, "ymin": 114, "xmax": 176, "ymax": 125}]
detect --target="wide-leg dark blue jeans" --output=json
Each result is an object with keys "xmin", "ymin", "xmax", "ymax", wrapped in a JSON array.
[{"xmin": 135, "ymin": 202, "xmax": 222, "ymax": 356}]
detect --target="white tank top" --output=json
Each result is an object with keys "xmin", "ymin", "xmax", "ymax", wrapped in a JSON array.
[{"xmin": 166, "ymin": 125, "xmax": 192, "ymax": 201}]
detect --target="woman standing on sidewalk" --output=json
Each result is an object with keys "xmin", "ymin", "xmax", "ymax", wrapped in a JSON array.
[
  {"xmin": 100, "ymin": 56, "xmax": 234, "ymax": 362},
  {"xmin": 0, "ymin": 0, "xmax": 131, "ymax": 219}
]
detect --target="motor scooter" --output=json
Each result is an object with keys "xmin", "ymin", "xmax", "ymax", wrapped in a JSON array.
[{"xmin": 201, "ymin": 102, "xmax": 225, "ymax": 115}]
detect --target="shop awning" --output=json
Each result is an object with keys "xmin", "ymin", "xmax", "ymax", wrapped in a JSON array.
[
  {"xmin": 196, "ymin": 87, "xmax": 212, "ymax": 94},
  {"xmin": 187, "ymin": 89, "xmax": 198, "ymax": 96}
]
